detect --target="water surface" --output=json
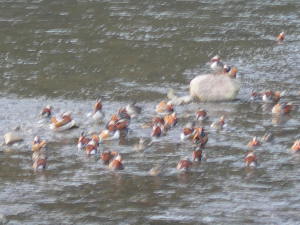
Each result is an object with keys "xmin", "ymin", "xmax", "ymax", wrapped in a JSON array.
[{"xmin": 0, "ymin": 0, "xmax": 300, "ymax": 224}]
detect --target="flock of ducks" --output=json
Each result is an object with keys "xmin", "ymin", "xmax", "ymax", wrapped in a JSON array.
[{"xmin": 28, "ymin": 31, "xmax": 299, "ymax": 173}]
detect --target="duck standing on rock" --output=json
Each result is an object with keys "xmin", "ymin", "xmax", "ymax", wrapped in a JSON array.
[
  {"xmin": 210, "ymin": 55, "xmax": 224, "ymax": 74},
  {"xmin": 168, "ymin": 56, "xmax": 240, "ymax": 105}
]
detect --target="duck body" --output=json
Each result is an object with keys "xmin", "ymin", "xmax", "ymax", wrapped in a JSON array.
[{"xmin": 33, "ymin": 158, "xmax": 47, "ymax": 170}]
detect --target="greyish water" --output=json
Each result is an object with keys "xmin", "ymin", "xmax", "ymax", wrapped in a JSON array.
[{"xmin": 0, "ymin": 0, "xmax": 300, "ymax": 224}]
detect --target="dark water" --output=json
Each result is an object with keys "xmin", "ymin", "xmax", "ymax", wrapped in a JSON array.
[{"xmin": 1, "ymin": 0, "xmax": 300, "ymax": 224}]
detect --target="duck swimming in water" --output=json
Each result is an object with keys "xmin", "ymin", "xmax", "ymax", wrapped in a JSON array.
[
  {"xmin": 291, "ymin": 140, "xmax": 300, "ymax": 153},
  {"xmin": 32, "ymin": 153, "xmax": 47, "ymax": 171},
  {"xmin": 272, "ymin": 102, "xmax": 293, "ymax": 115},
  {"xmin": 195, "ymin": 109, "xmax": 208, "ymax": 121},
  {"xmin": 176, "ymin": 158, "xmax": 193, "ymax": 171},
  {"xmin": 151, "ymin": 123, "xmax": 164, "ymax": 138},
  {"xmin": 247, "ymin": 137, "xmax": 261, "ymax": 148},
  {"xmin": 85, "ymin": 135, "xmax": 99, "ymax": 155},
  {"xmin": 100, "ymin": 151, "xmax": 118, "ymax": 164},
  {"xmin": 244, "ymin": 151, "xmax": 257, "ymax": 167},
  {"xmin": 261, "ymin": 90, "xmax": 282, "ymax": 103},
  {"xmin": 125, "ymin": 102, "xmax": 142, "ymax": 118},
  {"xmin": 108, "ymin": 154, "xmax": 124, "ymax": 170},
  {"xmin": 163, "ymin": 112, "xmax": 177, "ymax": 130},
  {"xmin": 32, "ymin": 136, "xmax": 47, "ymax": 152},
  {"xmin": 50, "ymin": 112, "xmax": 77, "ymax": 131},
  {"xmin": 99, "ymin": 127, "xmax": 120, "ymax": 143},
  {"xmin": 192, "ymin": 127, "xmax": 208, "ymax": 147},
  {"xmin": 77, "ymin": 131, "xmax": 90, "ymax": 151},
  {"xmin": 277, "ymin": 31, "xmax": 285, "ymax": 42},
  {"xmin": 155, "ymin": 100, "xmax": 174, "ymax": 115},
  {"xmin": 180, "ymin": 122, "xmax": 195, "ymax": 141},
  {"xmin": 40, "ymin": 105, "xmax": 52, "ymax": 118},
  {"xmin": 211, "ymin": 116, "xmax": 225, "ymax": 129},
  {"xmin": 90, "ymin": 98, "xmax": 105, "ymax": 123},
  {"xmin": 192, "ymin": 147, "xmax": 204, "ymax": 162},
  {"xmin": 223, "ymin": 65, "xmax": 238, "ymax": 79}
]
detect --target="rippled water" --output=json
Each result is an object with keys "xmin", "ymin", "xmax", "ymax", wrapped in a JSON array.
[{"xmin": 1, "ymin": 0, "xmax": 300, "ymax": 224}]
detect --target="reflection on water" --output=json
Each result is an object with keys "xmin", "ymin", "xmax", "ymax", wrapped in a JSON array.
[{"xmin": 0, "ymin": 0, "xmax": 300, "ymax": 224}]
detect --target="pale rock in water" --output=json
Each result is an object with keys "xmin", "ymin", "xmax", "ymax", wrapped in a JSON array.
[
  {"xmin": 4, "ymin": 132, "xmax": 23, "ymax": 145},
  {"xmin": 168, "ymin": 74, "xmax": 240, "ymax": 104}
]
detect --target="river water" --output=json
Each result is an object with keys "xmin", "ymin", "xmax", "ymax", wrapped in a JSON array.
[{"xmin": 0, "ymin": 0, "xmax": 300, "ymax": 224}]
